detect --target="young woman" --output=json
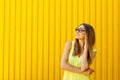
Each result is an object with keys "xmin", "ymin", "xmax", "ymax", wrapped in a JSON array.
[{"xmin": 61, "ymin": 23, "xmax": 97, "ymax": 80}]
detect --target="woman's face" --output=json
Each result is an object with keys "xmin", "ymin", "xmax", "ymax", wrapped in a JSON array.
[{"xmin": 75, "ymin": 25, "xmax": 86, "ymax": 39}]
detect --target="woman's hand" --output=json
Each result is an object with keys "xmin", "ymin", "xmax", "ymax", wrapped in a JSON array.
[
  {"xmin": 84, "ymin": 34, "xmax": 89, "ymax": 51},
  {"xmin": 83, "ymin": 68, "xmax": 94, "ymax": 75},
  {"xmin": 81, "ymin": 34, "xmax": 89, "ymax": 71},
  {"xmin": 81, "ymin": 57, "xmax": 89, "ymax": 71}
]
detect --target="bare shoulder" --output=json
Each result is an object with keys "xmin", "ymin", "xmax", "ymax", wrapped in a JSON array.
[
  {"xmin": 61, "ymin": 41, "xmax": 72, "ymax": 63},
  {"xmin": 65, "ymin": 41, "xmax": 72, "ymax": 46},
  {"xmin": 65, "ymin": 41, "xmax": 72, "ymax": 50}
]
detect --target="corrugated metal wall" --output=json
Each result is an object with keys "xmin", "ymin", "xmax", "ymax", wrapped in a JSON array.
[{"xmin": 0, "ymin": 0, "xmax": 120, "ymax": 80}]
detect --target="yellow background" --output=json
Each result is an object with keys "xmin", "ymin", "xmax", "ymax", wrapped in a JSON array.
[{"xmin": 0, "ymin": 0, "xmax": 120, "ymax": 80}]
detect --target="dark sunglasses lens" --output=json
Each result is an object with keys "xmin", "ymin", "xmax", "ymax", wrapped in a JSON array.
[
  {"xmin": 81, "ymin": 30, "xmax": 85, "ymax": 32},
  {"xmin": 75, "ymin": 28, "xmax": 78, "ymax": 31},
  {"xmin": 77, "ymin": 29, "xmax": 81, "ymax": 32},
  {"xmin": 75, "ymin": 29, "xmax": 80, "ymax": 32},
  {"xmin": 75, "ymin": 29, "xmax": 85, "ymax": 32}
]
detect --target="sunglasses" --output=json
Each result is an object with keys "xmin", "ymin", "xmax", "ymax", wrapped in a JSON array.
[{"xmin": 75, "ymin": 28, "xmax": 86, "ymax": 33}]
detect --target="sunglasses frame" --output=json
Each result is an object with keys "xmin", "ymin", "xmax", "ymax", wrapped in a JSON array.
[{"xmin": 75, "ymin": 28, "xmax": 86, "ymax": 33}]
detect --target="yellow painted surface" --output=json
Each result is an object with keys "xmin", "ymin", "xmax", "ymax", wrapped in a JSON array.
[{"xmin": 0, "ymin": 0, "xmax": 120, "ymax": 80}]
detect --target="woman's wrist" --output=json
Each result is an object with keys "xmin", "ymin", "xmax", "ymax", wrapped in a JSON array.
[
  {"xmin": 81, "ymin": 68, "xmax": 94, "ymax": 75},
  {"xmin": 83, "ymin": 48, "xmax": 89, "ymax": 57}
]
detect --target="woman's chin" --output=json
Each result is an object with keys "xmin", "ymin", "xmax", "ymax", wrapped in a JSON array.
[{"xmin": 75, "ymin": 37, "xmax": 85, "ymax": 40}]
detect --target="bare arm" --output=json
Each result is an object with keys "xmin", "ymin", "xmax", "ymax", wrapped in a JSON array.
[
  {"xmin": 80, "ymin": 35, "xmax": 89, "ymax": 71},
  {"xmin": 61, "ymin": 41, "xmax": 83, "ymax": 73},
  {"xmin": 61, "ymin": 41, "xmax": 93, "ymax": 74}
]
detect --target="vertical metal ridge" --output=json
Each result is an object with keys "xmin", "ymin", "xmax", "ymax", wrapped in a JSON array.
[
  {"xmin": 42, "ymin": 0, "xmax": 44, "ymax": 79},
  {"xmin": 83, "ymin": 0, "xmax": 84, "ymax": 22},
  {"xmin": 31, "ymin": 0, "xmax": 33, "ymax": 79},
  {"xmin": 71, "ymin": 0, "xmax": 73, "ymax": 39},
  {"xmin": 118, "ymin": 0, "xmax": 119, "ymax": 79},
  {"xmin": 94, "ymin": 0, "xmax": 96, "ymax": 79},
  {"xmin": 48, "ymin": 0, "xmax": 50, "ymax": 79},
  {"xmin": 14, "ymin": 0, "xmax": 16, "ymax": 79},
  {"xmin": 113, "ymin": 0, "xmax": 119, "ymax": 79},
  {"xmin": 3, "ymin": 0, "xmax": 5, "ymax": 79},
  {"xmin": 25, "ymin": 0, "xmax": 27, "ymax": 79},
  {"xmin": 59, "ymin": 0, "xmax": 61, "ymax": 79},
  {"xmin": 106, "ymin": 0, "xmax": 108, "ymax": 79},
  {"xmin": 107, "ymin": 0, "xmax": 113, "ymax": 79},
  {"xmin": 112, "ymin": 0, "xmax": 114, "ymax": 79},
  {"xmin": 65, "ymin": 0, "xmax": 67, "ymax": 41},
  {"xmin": 101, "ymin": 0, "xmax": 103, "ymax": 79},
  {"xmin": 8, "ymin": 0, "xmax": 11, "ymax": 79},
  {"xmin": 88, "ymin": 0, "xmax": 90, "ymax": 23},
  {"xmin": 77, "ymin": 0, "xmax": 78, "ymax": 25},
  {"xmin": 89, "ymin": 0, "xmax": 90, "ymax": 23},
  {"xmin": 100, "ymin": 0, "xmax": 102, "ymax": 79},
  {"xmin": 54, "ymin": 0, "xmax": 56, "ymax": 79},
  {"xmin": 19, "ymin": 0, "xmax": 22, "ymax": 79},
  {"xmin": 36, "ymin": 0, "xmax": 39, "ymax": 79},
  {"xmin": 117, "ymin": 0, "xmax": 119, "ymax": 78}
]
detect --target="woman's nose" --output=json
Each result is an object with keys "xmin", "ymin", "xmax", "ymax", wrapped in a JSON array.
[{"xmin": 76, "ymin": 31, "xmax": 79, "ymax": 33}]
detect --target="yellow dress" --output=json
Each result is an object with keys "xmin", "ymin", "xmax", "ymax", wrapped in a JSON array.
[{"xmin": 63, "ymin": 40, "xmax": 97, "ymax": 80}]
